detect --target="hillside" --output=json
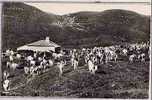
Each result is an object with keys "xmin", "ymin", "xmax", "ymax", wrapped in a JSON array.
[
  {"xmin": 1, "ymin": 61, "xmax": 149, "ymax": 98},
  {"xmin": 2, "ymin": 2, "xmax": 58, "ymax": 50},
  {"xmin": 2, "ymin": 2, "xmax": 150, "ymax": 51}
]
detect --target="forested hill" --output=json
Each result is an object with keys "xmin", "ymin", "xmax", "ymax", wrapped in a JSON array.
[{"xmin": 2, "ymin": 2, "xmax": 150, "ymax": 51}]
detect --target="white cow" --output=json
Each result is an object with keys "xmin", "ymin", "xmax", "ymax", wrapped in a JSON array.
[
  {"xmin": 16, "ymin": 54, "xmax": 21, "ymax": 59},
  {"xmin": 10, "ymin": 62, "xmax": 19, "ymax": 71},
  {"xmin": 129, "ymin": 54, "xmax": 136, "ymax": 62},
  {"xmin": 33, "ymin": 67, "xmax": 39, "ymax": 75},
  {"xmin": 24, "ymin": 67, "xmax": 30, "ymax": 74},
  {"xmin": 84, "ymin": 55, "xmax": 89, "ymax": 64},
  {"xmin": 6, "ymin": 49, "xmax": 11, "ymax": 56},
  {"xmin": 71, "ymin": 56, "xmax": 75, "ymax": 66},
  {"xmin": 30, "ymin": 60, "xmax": 36, "ymax": 66},
  {"xmin": 48, "ymin": 59, "xmax": 54, "ymax": 66},
  {"xmin": 10, "ymin": 50, "xmax": 14, "ymax": 55},
  {"xmin": 9, "ymin": 55, "xmax": 14, "ymax": 62},
  {"xmin": 3, "ymin": 79, "xmax": 10, "ymax": 91},
  {"xmin": 34, "ymin": 52, "xmax": 37, "ymax": 58},
  {"xmin": 105, "ymin": 52, "xmax": 111, "ymax": 63},
  {"xmin": 53, "ymin": 53, "xmax": 63, "ymax": 59},
  {"xmin": 40, "ymin": 59, "xmax": 47, "ymax": 66},
  {"xmin": 111, "ymin": 51, "xmax": 118, "ymax": 62},
  {"xmin": 140, "ymin": 53, "xmax": 146, "ymax": 62},
  {"xmin": 37, "ymin": 65, "xmax": 43, "ymax": 75},
  {"xmin": 73, "ymin": 59, "xmax": 78, "ymax": 70},
  {"xmin": 30, "ymin": 66, "xmax": 34, "ymax": 75},
  {"xmin": 6, "ymin": 61, "xmax": 11, "ymax": 69},
  {"xmin": 27, "ymin": 56, "xmax": 33, "ymax": 61},
  {"xmin": 97, "ymin": 51, "xmax": 103, "ymax": 63},
  {"xmin": 3, "ymin": 71, "xmax": 10, "ymax": 79},
  {"xmin": 57, "ymin": 61, "xmax": 65, "ymax": 76},
  {"xmin": 88, "ymin": 60, "xmax": 98, "ymax": 74},
  {"xmin": 38, "ymin": 57, "xmax": 43, "ymax": 62},
  {"xmin": 122, "ymin": 49, "xmax": 128, "ymax": 56}
]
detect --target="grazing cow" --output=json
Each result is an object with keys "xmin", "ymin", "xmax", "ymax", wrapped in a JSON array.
[
  {"xmin": 111, "ymin": 52, "xmax": 118, "ymax": 62},
  {"xmin": 16, "ymin": 54, "xmax": 21, "ymax": 59},
  {"xmin": 129, "ymin": 54, "xmax": 136, "ymax": 62},
  {"xmin": 3, "ymin": 79, "xmax": 10, "ymax": 91},
  {"xmin": 57, "ymin": 61, "xmax": 66, "ymax": 76},
  {"xmin": 27, "ymin": 56, "xmax": 33, "ymax": 61},
  {"xmin": 9, "ymin": 55, "xmax": 14, "ymax": 62},
  {"xmin": 71, "ymin": 55, "xmax": 75, "ymax": 66},
  {"xmin": 73, "ymin": 59, "xmax": 78, "ymax": 70},
  {"xmin": 97, "ymin": 51, "xmax": 103, "ymax": 64},
  {"xmin": 91, "ymin": 56, "xmax": 97, "ymax": 64},
  {"xmin": 40, "ymin": 59, "xmax": 47, "ymax": 66},
  {"xmin": 48, "ymin": 59, "xmax": 54, "ymax": 66},
  {"xmin": 37, "ymin": 65, "xmax": 43, "ymax": 74},
  {"xmin": 38, "ymin": 57, "xmax": 43, "ymax": 62},
  {"xmin": 24, "ymin": 67, "xmax": 30, "ymax": 74},
  {"xmin": 29, "ymin": 66, "xmax": 34, "ymax": 75},
  {"xmin": 10, "ymin": 50, "xmax": 14, "ymax": 55},
  {"xmin": 30, "ymin": 60, "xmax": 36, "ymax": 66},
  {"xmin": 84, "ymin": 56, "xmax": 89, "ymax": 64},
  {"xmin": 6, "ymin": 49, "xmax": 11, "ymax": 56},
  {"xmin": 105, "ymin": 52, "xmax": 111, "ymax": 63},
  {"xmin": 53, "ymin": 53, "xmax": 63, "ymax": 60},
  {"xmin": 10, "ymin": 62, "xmax": 19, "ymax": 71},
  {"xmin": 88, "ymin": 60, "xmax": 98, "ymax": 74},
  {"xmin": 33, "ymin": 67, "xmax": 39, "ymax": 75},
  {"xmin": 34, "ymin": 52, "xmax": 37, "ymax": 58},
  {"xmin": 6, "ymin": 61, "xmax": 11, "ymax": 69},
  {"xmin": 140, "ymin": 53, "xmax": 146, "ymax": 62},
  {"xmin": 3, "ymin": 71, "xmax": 10, "ymax": 79},
  {"xmin": 122, "ymin": 49, "xmax": 128, "ymax": 56}
]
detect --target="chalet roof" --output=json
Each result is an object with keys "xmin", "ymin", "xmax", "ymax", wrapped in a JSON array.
[
  {"xmin": 27, "ymin": 39, "xmax": 60, "ymax": 47},
  {"xmin": 17, "ymin": 37, "xmax": 60, "ymax": 52}
]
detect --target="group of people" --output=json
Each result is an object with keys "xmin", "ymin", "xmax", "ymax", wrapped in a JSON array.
[{"xmin": 2, "ymin": 42, "xmax": 150, "ymax": 91}]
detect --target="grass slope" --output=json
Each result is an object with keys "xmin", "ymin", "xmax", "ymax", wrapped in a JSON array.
[{"xmin": 2, "ymin": 61, "xmax": 149, "ymax": 98}]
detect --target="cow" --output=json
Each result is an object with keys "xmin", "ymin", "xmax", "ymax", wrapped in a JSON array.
[
  {"xmin": 27, "ymin": 56, "xmax": 33, "ymax": 61},
  {"xmin": 138, "ymin": 53, "xmax": 146, "ymax": 62},
  {"xmin": 56, "ymin": 61, "xmax": 66, "ymax": 76},
  {"xmin": 3, "ymin": 71, "xmax": 10, "ymax": 79},
  {"xmin": 10, "ymin": 62, "xmax": 19, "ymax": 71},
  {"xmin": 9, "ymin": 55, "xmax": 14, "ymax": 62},
  {"xmin": 73, "ymin": 59, "xmax": 78, "ymax": 70},
  {"xmin": 88, "ymin": 60, "xmax": 98, "ymax": 74},
  {"xmin": 122, "ymin": 49, "xmax": 128, "ymax": 56},
  {"xmin": 3, "ymin": 79, "xmax": 10, "ymax": 91},
  {"xmin": 48, "ymin": 59, "xmax": 54, "ymax": 67},
  {"xmin": 6, "ymin": 61, "xmax": 11, "ymax": 69},
  {"xmin": 30, "ymin": 60, "xmax": 36, "ymax": 66},
  {"xmin": 24, "ymin": 67, "xmax": 30, "ymax": 74},
  {"xmin": 129, "ymin": 54, "xmax": 136, "ymax": 62},
  {"xmin": 16, "ymin": 53, "xmax": 21, "ymax": 59}
]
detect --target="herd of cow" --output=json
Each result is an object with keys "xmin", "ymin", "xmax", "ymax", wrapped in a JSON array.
[{"xmin": 1, "ymin": 42, "xmax": 150, "ymax": 92}]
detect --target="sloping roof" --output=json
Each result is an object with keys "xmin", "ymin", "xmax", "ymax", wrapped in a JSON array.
[
  {"xmin": 17, "ymin": 38, "xmax": 60, "ymax": 52},
  {"xmin": 27, "ymin": 40, "xmax": 60, "ymax": 47},
  {"xmin": 17, "ymin": 45, "xmax": 57, "ymax": 52}
]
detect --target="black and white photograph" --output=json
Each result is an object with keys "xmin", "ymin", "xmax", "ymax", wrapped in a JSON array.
[{"xmin": 0, "ymin": 1, "xmax": 151, "ymax": 99}]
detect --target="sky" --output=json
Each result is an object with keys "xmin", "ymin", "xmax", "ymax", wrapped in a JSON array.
[
  {"xmin": 26, "ymin": 3, "xmax": 151, "ymax": 15},
  {"xmin": 9, "ymin": 0, "xmax": 151, "ymax": 2}
]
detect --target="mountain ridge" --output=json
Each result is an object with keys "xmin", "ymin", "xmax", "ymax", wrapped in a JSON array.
[{"xmin": 2, "ymin": 2, "xmax": 150, "ymax": 51}]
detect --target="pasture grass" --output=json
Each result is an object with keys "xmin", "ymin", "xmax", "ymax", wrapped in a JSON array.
[{"xmin": 1, "ymin": 61, "xmax": 149, "ymax": 98}]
